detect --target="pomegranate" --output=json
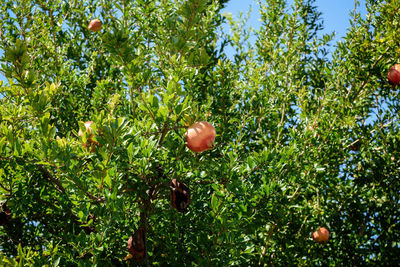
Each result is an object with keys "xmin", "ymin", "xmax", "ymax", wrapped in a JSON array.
[
  {"xmin": 350, "ymin": 140, "xmax": 361, "ymax": 151},
  {"xmin": 0, "ymin": 203, "xmax": 11, "ymax": 226},
  {"xmin": 127, "ymin": 226, "xmax": 146, "ymax": 262},
  {"xmin": 387, "ymin": 64, "xmax": 400, "ymax": 87},
  {"xmin": 312, "ymin": 227, "xmax": 329, "ymax": 243},
  {"xmin": 185, "ymin": 121, "xmax": 216, "ymax": 152},
  {"xmin": 170, "ymin": 179, "xmax": 190, "ymax": 213},
  {"xmin": 88, "ymin": 19, "xmax": 102, "ymax": 32}
]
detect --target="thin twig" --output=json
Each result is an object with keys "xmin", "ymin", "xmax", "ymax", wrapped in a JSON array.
[
  {"xmin": 296, "ymin": 216, "xmax": 308, "ymax": 238},
  {"xmin": 37, "ymin": 164, "xmax": 66, "ymax": 194},
  {"xmin": 258, "ymin": 223, "xmax": 277, "ymax": 265},
  {"xmin": 288, "ymin": 185, "xmax": 301, "ymax": 202}
]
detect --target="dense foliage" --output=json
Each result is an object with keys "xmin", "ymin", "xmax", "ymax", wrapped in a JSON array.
[{"xmin": 0, "ymin": 0, "xmax": 399, "ymax": 265}]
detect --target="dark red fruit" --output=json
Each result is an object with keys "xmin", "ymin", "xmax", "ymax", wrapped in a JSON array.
[
  {"xmin": 127, "ymin": 226, "xmax": 146, "ymax": 262},
  {"xmin": 170, "ymin": 179, "xmax": 191, "ymax": 213},
  {"xmin": 0, "ymin": 203, "xmax": 11, "ymax": 225},
  {"xmin": 388, "ymin": 64, "xmax": 400, "ymax": 87},
  {"xmin": 350, "ymin": 140, "xmax": 361, "ymax": 151}
]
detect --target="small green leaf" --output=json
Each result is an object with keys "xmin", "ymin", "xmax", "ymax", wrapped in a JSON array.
[
  {"xmin": 167, "ymin": 79, "xmax": 176, "ymax": 94},
  {"xmin": 152, "ymin": 95, "xmax": 159, "ymax": 109},
  {"xmin": 54, "ymin": 257, "xmax": 61, "ymax": 267},
  {"xmin": 211, "ymin": 193, "xmax": 221, "ymax": 212},
  {"xmin": 78, "ymin": 211, "xmax": 84, "ymax": 221},
  {"xmin": 127, "ymin": 142, "xmax": 134, "ymax": 163},
  {"xmin": 104, "ymin": 173, "xmax": 112, "ymax": 187}
]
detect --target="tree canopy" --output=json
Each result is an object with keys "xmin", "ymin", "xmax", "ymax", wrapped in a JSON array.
[{"xmin": 0, "ymin": 0, "xmax": 400, "ymax": 265}]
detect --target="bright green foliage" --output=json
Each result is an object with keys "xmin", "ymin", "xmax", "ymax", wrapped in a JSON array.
[{"xmin": 0, "ymin": 0, "xmax": 400, "ymax": 265}]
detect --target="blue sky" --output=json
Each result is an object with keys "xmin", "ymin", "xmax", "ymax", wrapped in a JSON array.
[{"xmin": 222, "ymin": 0, "xmax": 367, "ymax": 44}]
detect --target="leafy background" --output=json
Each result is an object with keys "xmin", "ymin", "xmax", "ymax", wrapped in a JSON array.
[{"xmin": 0, "ymin": 0, "xmax": 399, "ymax": 265}]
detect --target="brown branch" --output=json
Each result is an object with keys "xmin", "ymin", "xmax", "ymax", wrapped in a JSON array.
[
  {"xmin": 288, "ymin": 185, "xmax": 301, "ymax": 202},
  {"xmin": 258, "ymin": 223, "xmax": 277, "ymax": 265},
  {"xmin": 296, "ymin": 216, "xmax": 308, "ymax": 238},
  {"xmin": 139, "ymin": 196, "xmax": 152, "ymax": 267},
  {"xmin": 99, "ymin": 135, "xmax": 117, "ymax": 192},
  {"xmin": 86, "ymin": 192, "xmax": 105, "ymax": 204},
  {"xmin": 36, "ymin": 164, "xmax": 66, "ymax": 194},
  {"xmin": 143, "ymin": 126, "xmax": 187, "ymax": 137},
  {"xmin": 66, "ymin": 175, "xmax": 104, "ymax": 203},
  {"xmin": 243, "ymin": 161, "xmax": 266, "ymax": 181},
  {"xmin": 1, "ymin": 156, "xmax": 104, "ymax": 204}
]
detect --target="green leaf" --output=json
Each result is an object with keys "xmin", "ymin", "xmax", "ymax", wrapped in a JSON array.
[
  {"xmin": 152, "ymin": 95, "xmax": 159, "ymax": 109},
  {"xmin": 127, "ymin": 142, "xmax": 135, "ymax": 163},
  {"xmin": 54, "ymin": 257, "xmax": 61, "ymax": 267},
  {"xmin": 211, "ymin": 193, "xmax": 221, "ymax": 213},
  {"xmin": 166, "ymin": 79, "xmax": 175, "ymax": 94},
  {"xmin": 104, "ymin": 172, "xmax": 112, "ymax": 187},
  {"xmin": 78, "ymin": 211, "xmax": 85, "ymax": 221},
  {"xmin": 0, "ymin": 137, "xmax": 6, "ymax": 152}
]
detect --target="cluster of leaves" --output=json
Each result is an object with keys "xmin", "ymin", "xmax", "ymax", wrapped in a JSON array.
[{"xmin": 0, "ymin": 0, "xmax": 399, "ymax": 265}]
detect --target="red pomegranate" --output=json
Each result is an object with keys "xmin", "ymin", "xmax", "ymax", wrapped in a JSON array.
[
  {"xmin": 387, "ymin": 64, "xmax": 400, "ymax": 87},
  {"xmin": 312, "ymin": 227, "xmax": 329, "ymax": 243},
  {"xmin": 185, "ymin": 121, "xmax": 216, "ymax": 152},
  {"xmin": 88, "ymin": 19, "xmax": 102, "ymax": 32},
  {"xmin": 127, "ymin": 226, "xmax": 146, "ymax": 262},
  {"xmin": 170, "ymin": 179, "xmax": 191, "ymax": 213}
]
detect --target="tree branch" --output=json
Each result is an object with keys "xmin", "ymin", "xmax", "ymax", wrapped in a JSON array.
[{"xmin": 36, "ymin": 164, "xmax": 66, "ymax": 194}]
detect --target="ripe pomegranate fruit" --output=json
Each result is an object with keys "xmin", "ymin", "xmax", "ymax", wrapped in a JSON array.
[
  {"xmin": 88, "ymin": 19, "xmax": 102, "ymax": 32},
  {"xmin": 312, "ymin": 227, "xmax": 329, "ymax": 243},
  {"xmin": 387, "ymin": 64, "xmax": 400, "ymax": 88},
  {"xmin": 170, "ymin": 179, "xmax": 190, "ymax": 213},
  {"xmin": 185, "ymin": 121, "xmax": 216, "ymax": 152}
]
